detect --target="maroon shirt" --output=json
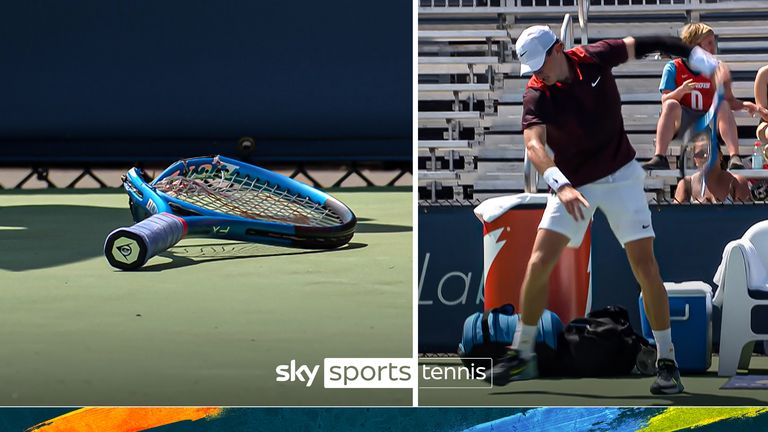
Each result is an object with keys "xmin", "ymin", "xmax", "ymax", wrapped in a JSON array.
[{"xmin": 521, "ymin": 39, "xmax": 635, "ymax": 187}]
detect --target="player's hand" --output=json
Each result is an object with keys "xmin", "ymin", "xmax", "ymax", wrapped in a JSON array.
[
  {"xmin": 677, "ymin": 79, "xmax": 696, "ymax": 95},
  {"xmin": 556, "ymin": 185, "xmax": 590, "ymax": 222}
]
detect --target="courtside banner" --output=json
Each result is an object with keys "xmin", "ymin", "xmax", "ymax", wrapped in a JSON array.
[
  {"xmin": 421, "ymin": 203, "xmax": 768, "ymax": 350},
  {"xmin": 323, "ymin": 358, "xmax": 417, "ymax": 388},
  {"xmin": 418, "ymin": 204, "xmax": 485, "ymax": 353},
  {"xmin": 591, "ymin": 205, "xmax": 768, "ymax": 334}
]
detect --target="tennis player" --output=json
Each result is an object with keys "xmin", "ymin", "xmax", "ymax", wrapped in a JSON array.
[{"xmin": 487, "ymin": 26, "xmax": 730, "ymax": 395}]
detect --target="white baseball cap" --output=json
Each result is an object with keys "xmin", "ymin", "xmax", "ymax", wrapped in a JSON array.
[{"xmin": 516, "ymin": 25, "xmax": 558, "ymax": 76}]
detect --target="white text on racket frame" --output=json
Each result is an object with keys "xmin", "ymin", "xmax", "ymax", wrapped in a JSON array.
[{"xmin": 212, "ymin": 226, "xmax": 230, "ymax": 235}]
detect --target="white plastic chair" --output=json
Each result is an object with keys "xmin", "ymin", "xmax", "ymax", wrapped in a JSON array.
[{"xmin": 718, "ymin": 220, "xmax": 768, "ymax": 376}]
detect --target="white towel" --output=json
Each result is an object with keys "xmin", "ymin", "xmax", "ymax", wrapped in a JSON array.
[
  {"xmin": 712, "ymin": 239, "xmax": 768, "ymax": 307},
  {"xmin": 473, "ymin": 193, "xmax": 549, "ymax": 224}
]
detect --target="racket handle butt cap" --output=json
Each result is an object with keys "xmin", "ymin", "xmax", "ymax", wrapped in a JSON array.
[{"xmin": 104, "ymin": 212, "xmax": 186, "ymax": 270}]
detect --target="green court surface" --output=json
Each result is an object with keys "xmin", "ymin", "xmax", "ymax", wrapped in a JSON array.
[
  {"xmin": 419, "ymin": 356, "xmax": 768, "ymax": 406},
  {"xmin": 0, "ymin": 189, "xmax": 412, "ymax": 406}
]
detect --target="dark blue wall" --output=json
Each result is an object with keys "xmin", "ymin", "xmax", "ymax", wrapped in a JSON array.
[
  {"xmin": 591, "ymin": 204, "xmax": 768, "ymax": 349},
  {"xmin": 418, "ymin": 205, "xmax": 485, "ymax": 354},
  {"xmin": 419, "ymin": 203, "xmax": 768, "ymax": 353},
  {"xmin": 0, "ymin": 1, "xmax": 411, "ymax": 163}
]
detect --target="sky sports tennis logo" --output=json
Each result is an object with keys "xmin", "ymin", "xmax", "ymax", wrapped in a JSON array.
[{"xmin": 275, "ymin": 358, "xmax": 491, "ymax": 389}]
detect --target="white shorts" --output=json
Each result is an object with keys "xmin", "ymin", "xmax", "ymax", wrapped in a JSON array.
[{"xmin": 539, "ymin": 160, "xmax": 654, "ymax": 248}]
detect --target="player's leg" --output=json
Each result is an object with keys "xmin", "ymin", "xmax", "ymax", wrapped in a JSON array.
[
  {"xmin": 718, "ymin": 104, "xmax": 744, "ymax": 169},
  {"xmin": 486, "ymin": 229, "xmax": 569, "ymax": 386},
  {"xmin": 644, "ymin": 99, "xmax": 682, "ymax": 170},
  {"xmin": 624, "ymin": 238, "xmax": 683, "ymax": 394},
  {"xmin": 486, "ymin": 193, "xmax": 592, "ymax": 386},
  {"xmin": 624, "ymin": 238, "xmax": 670, "ymax": 345},
  {"xmin": 516, "ymin": 228, "xmax": 571, "ymax": 345},
  {"xmin": 598, "ymin": 165, "xmax": 669, "ymax": 338},
  {"xmin": 600, "ymin": 163, "xmax": 684, "ymax": 394}
]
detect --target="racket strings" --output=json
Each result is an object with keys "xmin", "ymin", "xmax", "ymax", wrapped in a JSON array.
[
  {"xmin": 155, "ymin": 173, "xmax": 342, "ymax": 227},
  {"xmin": 219, "ymin": 176, "xmax": 336, "ymax": 226}
]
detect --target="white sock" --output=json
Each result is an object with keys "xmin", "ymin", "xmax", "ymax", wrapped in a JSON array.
[
  {"xmin": 511, "ymin": 324, "xmax": 538, "ymax": 360},
  {"xmin": 653, "ymin": 328, "xmax": 676, "ymax": 363}
]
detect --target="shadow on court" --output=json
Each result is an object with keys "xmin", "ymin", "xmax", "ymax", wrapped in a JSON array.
[
  {"xmin": 0, "ymin": 205, "xmax": 401, "ymax": 271},
  {"xmin": 0, "ymin": 205, "xmax": 131, "ymax": 271},
  {"xmin": 354, "ymin": 217, "xmax": 411, "ymax": 233},
  {"xmin": 141, "ymin": 241, "xmax": 368, "ymax": 271}
]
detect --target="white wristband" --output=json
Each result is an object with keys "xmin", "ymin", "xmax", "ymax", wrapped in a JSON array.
[
  {"xmin": 543, "ymin": 167, "xmax": 571, "ymax": 191},
  {"xmin": 688, "ymin": 46, "xmax": 718, "ymax": 78}
]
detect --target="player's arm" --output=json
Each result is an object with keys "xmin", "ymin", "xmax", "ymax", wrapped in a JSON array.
[
  {"xmin": 524, "ymin": 125, "xmax": 590, "ymax": 221},
  {"xmin": 623, "ymin": 35, "xmax": 722, "ymax": 79},
  {"xmin": 624, "ymin": 35, "xmax": 734, "ymax": 104},
  {"xmin": 622, "ymin": 36, "xmax": 692, "ymax": 63}
]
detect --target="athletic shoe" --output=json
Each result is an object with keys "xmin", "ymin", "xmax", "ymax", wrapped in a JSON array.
[
  {"xmin": 642, "ymin": 155, "xmax": 671, "ymax": 170},
  {"xmin": 650, "ymin": 358, "xmax": 684, "ymax": 395},
  {"xmin": 484, "ymin": 349, "xmax": 537, "ymax": 386},
  {"xmin": 728, "ymin": 155, "xmax": 745, "ymax": 170}
]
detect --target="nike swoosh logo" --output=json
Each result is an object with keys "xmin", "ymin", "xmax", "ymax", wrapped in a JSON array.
[
  {"xmin": 642, "ymin": 224, "xmax": 650, "ymax": 229},
  {"xmin": 519, "ymin": 50, "xmax": 527, "ymax": 57},
  {"xmin": 591, "ymin": 76, "xmax": 601, "ymax": 87}
]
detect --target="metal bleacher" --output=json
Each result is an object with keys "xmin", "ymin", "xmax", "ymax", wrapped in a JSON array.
[{"xmin": 418, "ymin": 0, "xmax": 768, "ymax": 201}]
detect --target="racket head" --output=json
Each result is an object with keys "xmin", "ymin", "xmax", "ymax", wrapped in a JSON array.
[
  {"xmin": 703, "ymin": 89, "xmax": 723, "ymax": 176},
  {"xmin": 123, "ymin": 156, "xmax": 356, "ymax": 248},
  {"xmin": 681, "ymin": 87, "xmax": 724, "ymax": 197}
]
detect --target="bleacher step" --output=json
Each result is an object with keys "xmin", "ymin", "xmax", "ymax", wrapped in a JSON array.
[
  {"xmin": 419, "ymin": 83, "xmax": 492, "ymax": 93},
  {"xmin": 419, "ymin": 56, "xmax": 499, "ymax": 65},
  {"xmin": 419, "ymin": 140, "xmax": 472, "ymax": 150},
  {"xmin": 418, "ymin": 30, "xmax": 510, "ymax": 41}
]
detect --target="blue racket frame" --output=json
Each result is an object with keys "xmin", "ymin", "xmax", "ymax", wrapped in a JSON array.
[
  {"xmin": 686, "ymin": 87, "xmax": 725, "ymax": 198},
  {"xmin": 122, "ymin": 155, "xmax": 356, "ymax": 249}
]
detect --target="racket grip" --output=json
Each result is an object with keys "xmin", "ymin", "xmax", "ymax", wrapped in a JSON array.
[{"xmin": 104, "ymin": 213, "xmax": 187, "ymax": 270}]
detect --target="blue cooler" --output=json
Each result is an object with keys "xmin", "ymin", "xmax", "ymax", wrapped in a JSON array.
[{"xmin": 638, "ymin": 281, "xmax": 713, "ymax": 373}]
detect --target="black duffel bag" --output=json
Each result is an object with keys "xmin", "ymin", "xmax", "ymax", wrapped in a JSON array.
[{"xmin": 561, "ymin": 305, "xmax": 654, "ymax": 377}]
